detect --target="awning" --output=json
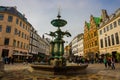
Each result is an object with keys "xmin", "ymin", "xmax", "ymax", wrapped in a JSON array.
[
  {"xmin": 13, "ymin": 53, "xmax": 24, "ymax": 56},
  {"xmin": 26, "ymin": 54, "xmax": 33, "ymax": 57},
  {"xmin": 74, "ymin": 53, "xmax": 82, "ymax": 56}
]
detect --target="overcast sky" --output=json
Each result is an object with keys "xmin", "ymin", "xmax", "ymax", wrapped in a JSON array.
[{"xmin": 0, "ymin": 0, "xmax": 120, "ymax": 44}]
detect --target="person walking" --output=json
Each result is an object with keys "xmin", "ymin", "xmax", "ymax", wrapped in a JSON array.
[
  {"xmin": 11, "ymin": 57, "xmax": 14, "ymax": 64},
  {"xmin": 107, "ymin": 57, "xmax": 111, "ymax": 69},
  {"xmin": 103, "ymin": 57, "xmax": 107, "ymax": 68},
  {"xmin": 111, "ymin": 57, "xmax": 115, "ymax": 69}
]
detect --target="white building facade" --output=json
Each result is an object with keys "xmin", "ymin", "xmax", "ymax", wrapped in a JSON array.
[
  {"xmin": 71, "ymin": 33, "xmax": 84, "ymax": 56},
  {"xmin": 72, "ymin": 36, "xmax": 78, "ymax": 56},
  {"xmin": 98, "ymin": 8, "xmax": 120, "ymax": 55},
  {"xmin": 77, "ymin": 33, "xmax": 84, "ymax": 56}
]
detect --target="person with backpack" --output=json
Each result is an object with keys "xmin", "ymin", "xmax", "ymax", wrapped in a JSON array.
[{"xmin": 103, "ymin": 57, "xmax": 107, "ymax": 68}]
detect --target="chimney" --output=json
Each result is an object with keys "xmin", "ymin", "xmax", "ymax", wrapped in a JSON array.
[
  {"xmin": 14, "ymin": 6, "xmax": 17, "ymax": 9},
  {"xmin": 42, "ymin": 35, "xmax": 44, "ymax": 39},
  {"xmin": 23, "ymin": 13, "xmax": 25, "ymax": 17},
  {"xmin": 101, "ymin": 9, "xmax": 109, "ymax": 21}
]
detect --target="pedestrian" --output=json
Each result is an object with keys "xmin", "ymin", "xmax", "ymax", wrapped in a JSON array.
[
  {"xmin": 107, "ymin": 57, "xmax": 111, "ymax": 69},
  {"xmin": 11, "ymin": 57, "xmax": 14, "ymax": 64},
  {"xmin": 111, "ymin": 57, "xmax": 115, "ymax": 69},
  {"xmin": 103, "ymin": 57, "xmax": 107, "ymax": 68},
  {"xmin": 8, "ymin": 57, "xmax": 11, "ymax": 64}
]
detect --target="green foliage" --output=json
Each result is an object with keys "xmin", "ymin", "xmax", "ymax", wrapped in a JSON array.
[
  {"xmin": 116, "ymin": 52, "xmax": 120, "ymax": 62},
  {"xmin": 105, "ymin": 53, "xmax": 112, "ymax": 58}
]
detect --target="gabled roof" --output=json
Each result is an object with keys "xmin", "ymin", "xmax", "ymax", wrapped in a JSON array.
[
  {"xmin": 0, "ymin": 6, "xmax": 31, "ymax": 26},
  {"xmin": 93, "ymin": 17, "xmax": 101, "ymax": 26},
  {"xmin": 85, "ymin": 21, "xmax": 90, "ymax": 30},
  {"xmin": 87, "ymin": 22, "xmax": 90, "ymax": 30}
]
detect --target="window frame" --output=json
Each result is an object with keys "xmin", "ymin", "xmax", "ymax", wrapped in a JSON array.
[
  {"xmin": 6, "ymin": 26, "xmax": 11, "ymax": 33},
  {"xmin": 8, "ymin": 15, "xmax": 13, "ymax": 22},
  {"xmin": 0, "ymin": 14, "xmax": 4, "ymax": 20},
  {"xmin": 4, "ymin": 38, "xmax": 10, "ymax": 45}
]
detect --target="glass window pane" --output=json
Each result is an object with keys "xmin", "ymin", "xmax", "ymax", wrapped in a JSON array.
[
  {"xmin": 0, "ymin": 14, "xmax": 4, "ymax": 20},
  {"xmin": 6, "ymin": 26, "xmax": 11, "ymax": 33},
  {"xmin": 8, "ymin": 16, "xmax": 13, "ymax": 22},
  {"xmin": 4, "ymin": 38, "xmax": 9, "ymax": 45}
]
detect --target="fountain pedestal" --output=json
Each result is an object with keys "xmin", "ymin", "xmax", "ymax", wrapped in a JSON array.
[{"xmin": 31, "ymin": 64, "xmax": 88, "ymax": 75}]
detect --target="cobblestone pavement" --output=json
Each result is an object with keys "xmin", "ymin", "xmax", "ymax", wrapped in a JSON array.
[{"xmin": 1, "ymin": 63, "xmax": 120, "ymax": 80}]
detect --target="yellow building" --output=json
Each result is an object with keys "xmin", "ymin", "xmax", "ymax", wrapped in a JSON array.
[
  {"xmin": 0, "ymin": 6, "xmax": 30, "ymax": 62},
  {"xmin": 84, "ymin": 15, "xmax": 101, "ymax": 59}
]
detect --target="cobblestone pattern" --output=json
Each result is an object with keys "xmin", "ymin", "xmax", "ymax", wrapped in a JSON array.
[{"xmin": 1, "ymin": 63, "xmax": 120, "ymax": 80}]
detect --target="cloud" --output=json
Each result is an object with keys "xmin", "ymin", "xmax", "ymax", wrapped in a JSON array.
[{"xmin": 0, "ymin": 0, "xmax": 119, "ymax": 43}]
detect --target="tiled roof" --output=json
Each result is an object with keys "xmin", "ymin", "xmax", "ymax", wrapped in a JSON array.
[
  {"xmin": 0, "ymin": 6, "xmax": 30, "ymax": 25},
  {"xmin": 93, "ymin": 17, "xmax": 101, "ymax": 26},
  {"xmin": 86, "ymin": 22, "xmax": 90, "ymax": 30}
]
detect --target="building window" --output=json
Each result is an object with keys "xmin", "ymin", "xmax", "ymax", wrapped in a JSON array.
[
  {"xmin": 20, "ymin": 21, "xmax": 22, "ymax": 27},
  {"xmin": 115, "ymin": 32, "xmax": 119, "ymax": 44},
  {"xmin": 14, "ymin": 28, "xmax": 18, "ymax": 35},
  {"xmin": 23, "ymin": 24, "xmax": 25, "ymax": 29},
  {"xmin": 111, "ymin": 34, "xmax": 115, "ymax": 45},
  {"xmin": 25, "ymin": 34, "xmax": 26, "ymax": 39},
  {"xmin": 100, "ymin": 30, "xmax": 102, "ymax": 35},
  {"xmin": 13, "ymin": 39, "xmax": 16, "ymax": 47},
  {"xmin": 108, "ymin": 36, "xmax": 111, "ymax": 46},
  {"xmin": 95, "ymin": 41, "xmax": 97, "ymax": 46},
  {"xmin": 17, "ymin": 41, "xmax": 19, "ymax": 47},
  {"xmin": 105, "ymin": 37, "xmax": 107, "ymax": 47},
  {"xmin": 22, "ymin": 32, "xmax": 24, "ymax": 38},
  {"xmin": 19, "ymin": 42, "xmax": 21, "ymax": 48},
  {"xmin": 24, "ymin": 43, "xmax": 25, "ymax": 49},
  {"xmin": 100, "ymin": 39, "xmax": 103, "ymax": 48},
  {"xmin": 118, "ymin": 19, "xmax": 120, "ymax": 26},
  {"xmin": 26, "ymin": 26, "xmax": 28, "ymax": 30},
  {"xmin": 0, "ymin": 14, "xmax": 4, "ymax": 20},
  {"xmin": 113, "ymin": 21, "xmax": 117, "ymax": 28},
  {"xmin": 110, "ymin": 23, "xmax": 113, "ymax": 30},
  {"xmin": 16, "ymin": 18, "xmax": 19, "ymax": 24},
  {"xmin": 0, "ymin": 25, "xmax": 2, "ymax": 32},
  {"xmin": 21, "ymin": 42, "xmax": 23, "ymax": 48},
  {"xmin": 6, "ymin": 26, "xmax": 11, "ymax": 33},
  {"xmin": 4, "ymin": 38, "xmax": 9, "ymax": 45},
  {"xmin": 103, "ymin": 27, "xmax": 106, "ymax": 33},
  {"xmin": 18, "ymin": 30, "xmax": 21, "ymax": 37},
  {"xmin": 106, "ymin": 26, "xmax": 109, "ymax": 31},
  {"xmin": 8, "ymin": 16, "xmax": 13, "ymax": 22}
]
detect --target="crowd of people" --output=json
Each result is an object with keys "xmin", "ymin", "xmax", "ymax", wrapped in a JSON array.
[
  {"xmin": 2, "ymin": 56, "xmax": 14, "ymax": 64},
  {"xmin": 2, "ymin": 55, "xmax": 118, "ymax": 70},
  {"xmin": 103, "ymin": 57, "xmax": 115, "ymax": 69},
  {"xmin": 69, "ymin": 56, "xmax": 117, "ymax": 70}
]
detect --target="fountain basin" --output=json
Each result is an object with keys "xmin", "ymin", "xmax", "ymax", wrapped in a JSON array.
[{"xmin": 31, "ymin": 64, "xmax": 88, "ymax": 75}]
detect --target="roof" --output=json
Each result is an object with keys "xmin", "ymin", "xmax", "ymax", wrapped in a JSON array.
[
  {"xmin": 85, "ymin": 16, "xmax": 101, "ymax": 30},
  {"xmin": 93, "ymin": 17, "xmax": 101, "ymax": 26},
  {"xmin": 0, "ymin": 6, "xmax": 31, "ymax": 26},
  {"xmin": 86, "ymin": 22, "xmax": 90, "ymax": 30}
]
